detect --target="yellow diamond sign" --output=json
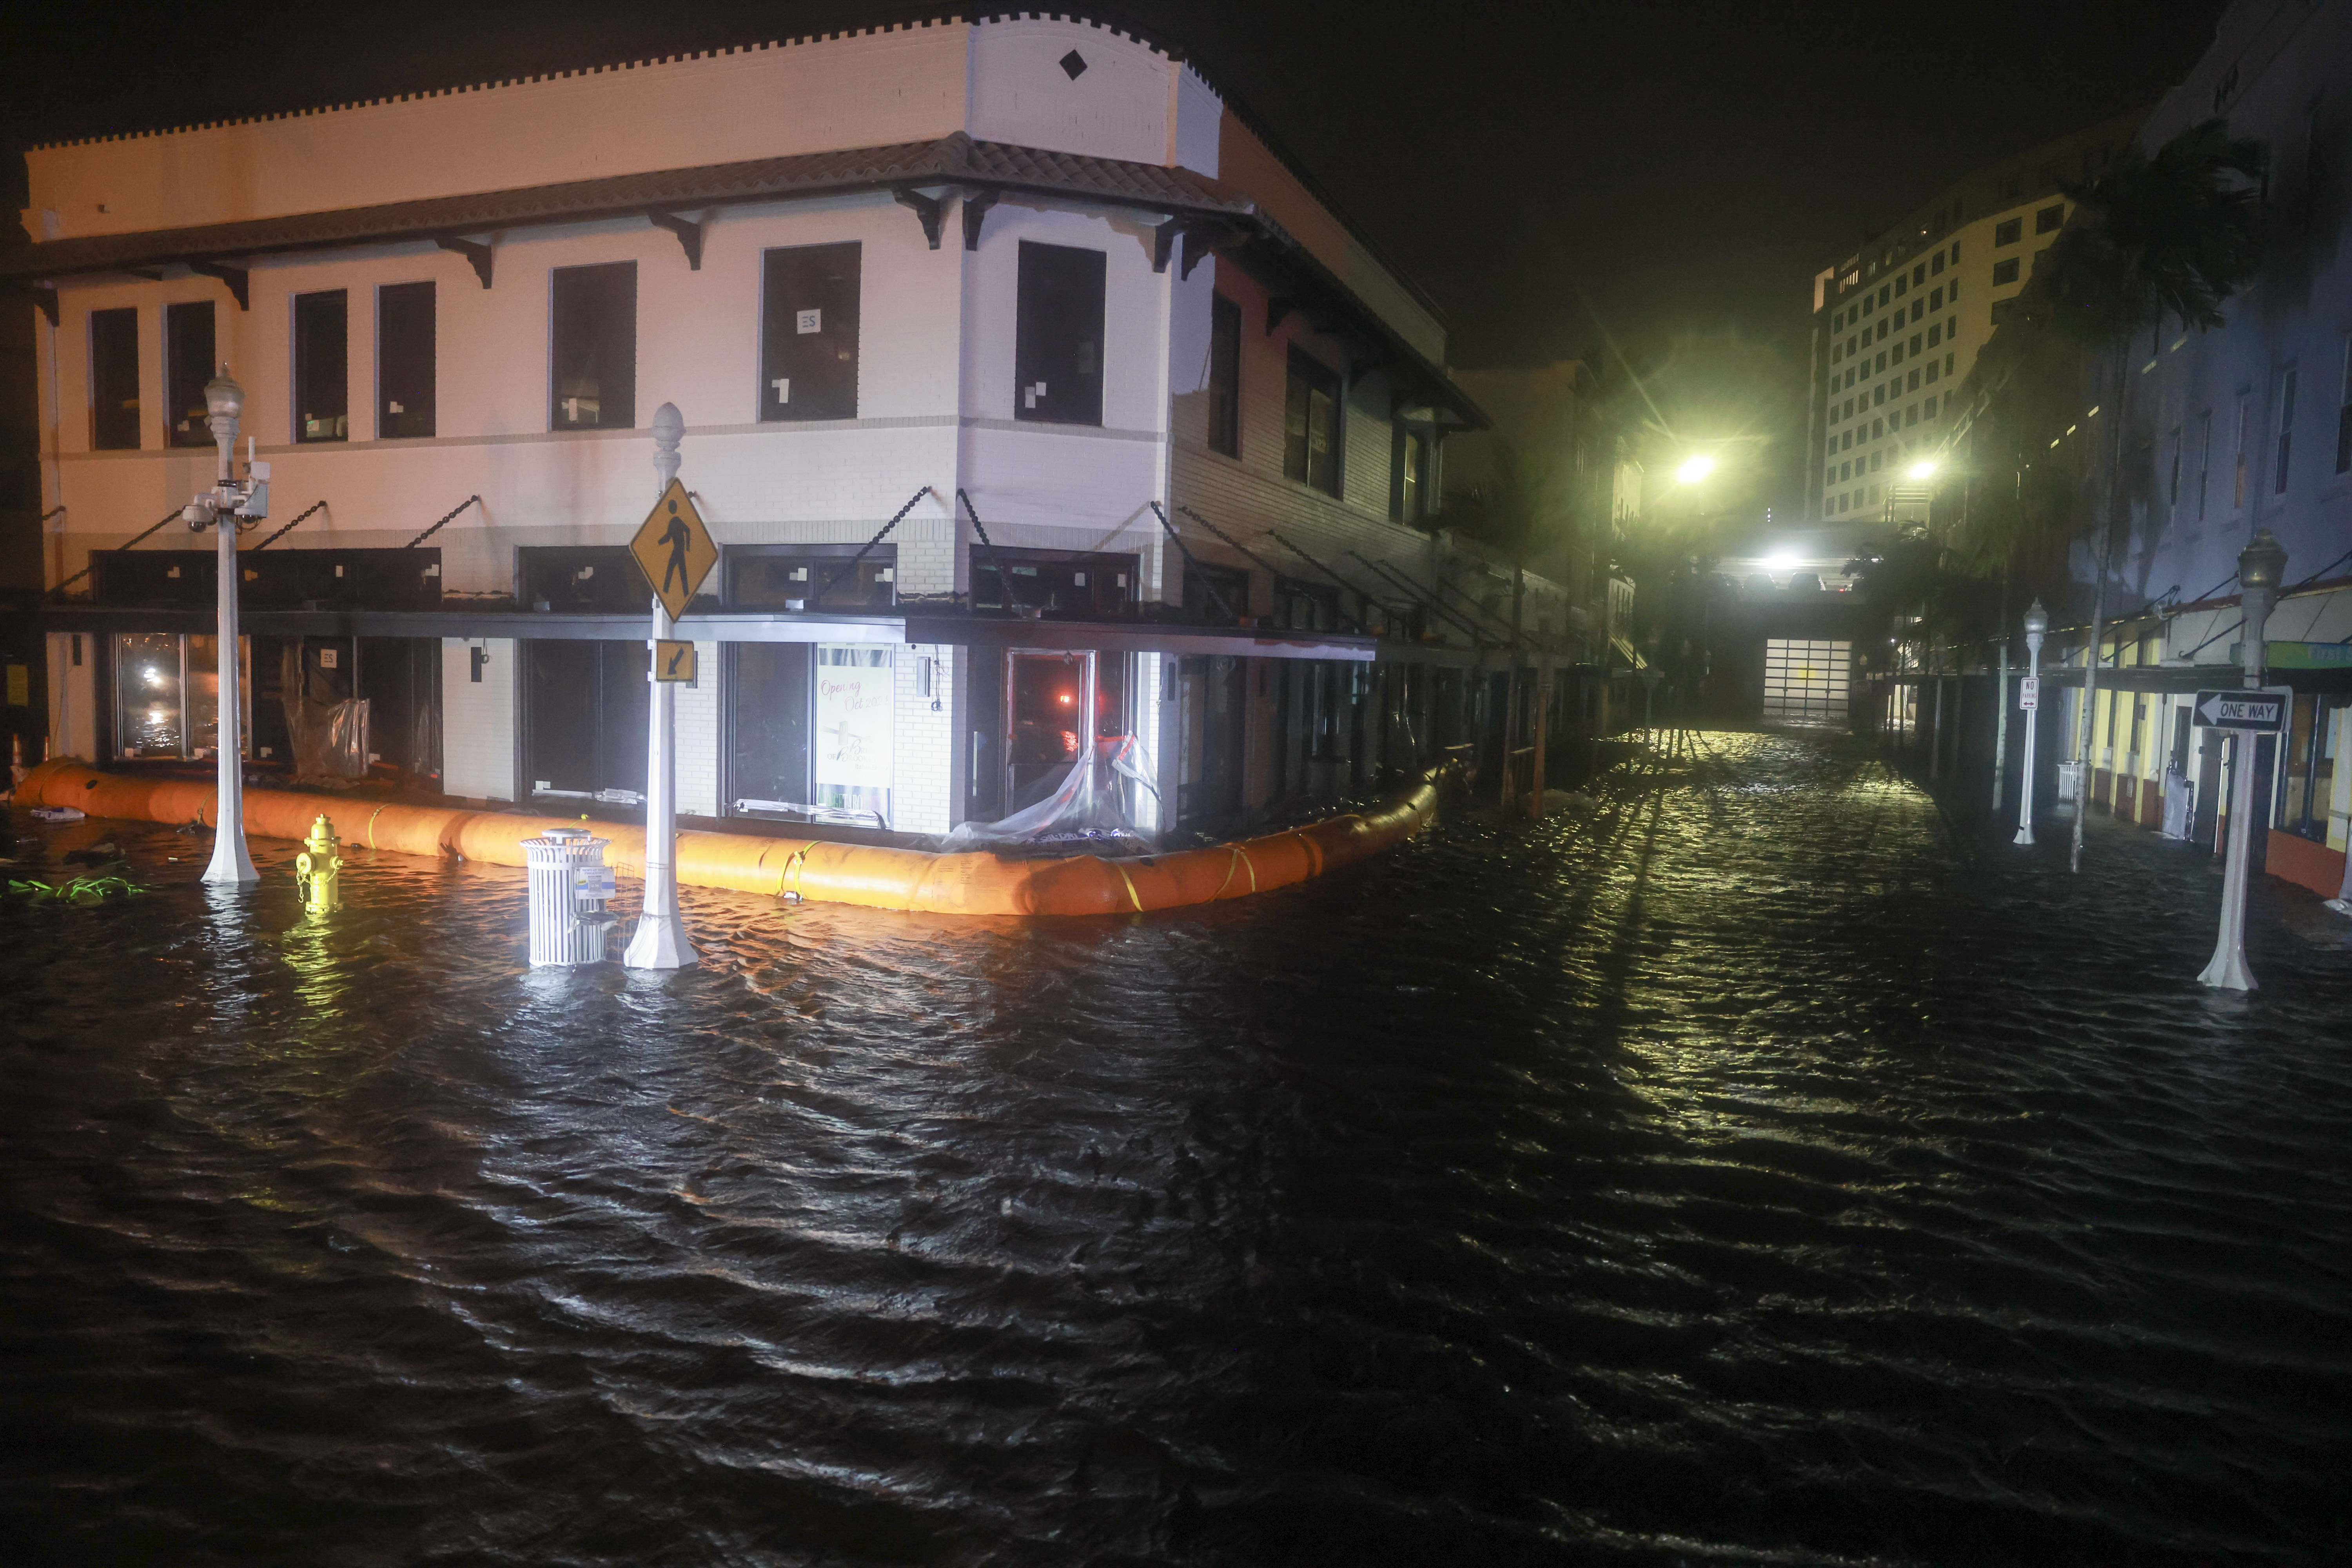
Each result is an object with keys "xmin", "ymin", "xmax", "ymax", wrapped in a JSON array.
[{"xmin": 630, "ymin": 479, "xmax": 718, "ymax": 622}]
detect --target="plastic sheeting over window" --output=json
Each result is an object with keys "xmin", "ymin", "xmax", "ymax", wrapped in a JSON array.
[{"xmin": 941, "ymin": 735, "xmax": 1158, "ymax": 853}]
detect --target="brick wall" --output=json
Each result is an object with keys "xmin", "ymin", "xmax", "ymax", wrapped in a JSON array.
[
  {"xmin": 891, "ymin": 643, "xmax": 955, "ymax": 834},
  {"xmin": 440, "ymin": 637, "xmax": 514, "ymax": 800},
  {"xmin": 676, "ymin": 639, "xmax": 721, "ymax": 818}
]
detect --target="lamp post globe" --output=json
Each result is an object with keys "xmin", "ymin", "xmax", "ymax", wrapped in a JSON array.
[{"xmin": 2014, "ymin": 597, "xmax": 2048, "ymax": 846}]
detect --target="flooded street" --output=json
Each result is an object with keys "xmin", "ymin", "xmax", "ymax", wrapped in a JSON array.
[{"xmin": 4, "ymin": 730, "xmax": 2347, "ymax": 1566}]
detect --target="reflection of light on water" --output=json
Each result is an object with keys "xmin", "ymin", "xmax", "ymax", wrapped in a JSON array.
[{"xmin": 145, "ymin": 666, "xmax": 167, "ymax": 688}]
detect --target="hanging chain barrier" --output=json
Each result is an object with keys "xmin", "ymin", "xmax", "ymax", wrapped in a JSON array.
[
  {"xmin": 814, "ymin": 487, "xmax": 934, "ymax": 608},
  {"xmin": 49, "ymin": 508, "xmax": 181, "ymax": 598},
  {"xmin": 404, "ymin": 494, "xmax": 483, "ymax": 549},
  {"xmin": 1145, "ymin": 502, "xmax": 1238, "ymax": 623},
  {"xmin": 250, "ymin": 500, "xmax": 329, "ymax": 552},
  {"xmin": 1260, "ymin": 528, "xmax": 1375, "ymax": 634},
  {"xmin": 957, "ymin": 488, "xmax": 1024, "ymax": 613}
]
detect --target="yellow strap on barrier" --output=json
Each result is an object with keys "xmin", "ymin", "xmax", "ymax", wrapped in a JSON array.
[
  {"xmin": 1111, "ymin": 857, "xmax": 1143, "ymax": 912},
  {"xmin": 777, "ymin": 848, "xmax": 808, "ymax": 899},
  {"xmin": 1211, "ymin": 844, "xmax": 1258, "ymax": 900},
  {"xmin": 366, "ymin": 805, "xmax": 388, "ymax": 850}
]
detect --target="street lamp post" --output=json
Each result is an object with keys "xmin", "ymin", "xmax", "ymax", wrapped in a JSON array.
[
  {"xmin": 183, "ymin": 367, "xmax": 267, "ymax": 886},
  {"xmin": 2014, "ymin": 599, "xmax": 2047, "ymax": 846},
  {"xmin": 2200, "ymin": 529, "xmax": 2287, "ymax": 991},
  {"xmin": 622, "ymin": 403, "xmax": 698, "ymax": 970}
]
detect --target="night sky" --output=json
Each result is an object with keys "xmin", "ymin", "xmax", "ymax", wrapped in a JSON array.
[{"xmin": 3, "ymin": 0, "xmax": 2228, "ymax": 505}]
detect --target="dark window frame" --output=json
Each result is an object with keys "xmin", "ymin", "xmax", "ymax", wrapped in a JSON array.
[
  {"xmin": 1283, "ymin": 347, "xmax": 1343, "ymax": 496},
  {"xmin": 377, "ymin": 281, "xmax": 437, "ymax": 440},
  {"xmin": 89, "ymin": 307, "xmax": 140, "ymax": 452},
  {"xmin": 1992, "ymin": 257, "xmax": 2022, "ymax": 286},
  {"xmin": 1013, "ymin": 241, "xmax": 1108, "ymax": 427},
  {"xmin": 549, "ymin": 261, "xmax": 639, "ymax": 433},
  {"xmin": 1206, "ymin": 292, "xmax": 1241, "ymax": 457},
  {"xmin": 1994, "ymin": 216, "xmax": 2024, "ymax": 246},
  {"xmin": 292, "ymin": 289, "xmax": 350, "ymax": 444},
  {"xmin": 164, "ymin": 300, "xmax": 215, "ymax": 449},
  {"xmin": 759, "ymin": 241, "xmax": 862, "ymax": 423}
]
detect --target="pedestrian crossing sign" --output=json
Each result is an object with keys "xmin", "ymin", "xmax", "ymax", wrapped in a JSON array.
[
  {"xmin": 652, "ymin": 640, "xmax": 698, "ymax": 685},
  {"xmin": 630, "ymin": 479, "xmax": 718, "ymax": 622}
]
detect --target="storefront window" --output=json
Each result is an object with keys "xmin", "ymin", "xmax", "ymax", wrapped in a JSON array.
[{"xmin": 113, "ymin": 632, "xmax": 240, "ymax": 760}]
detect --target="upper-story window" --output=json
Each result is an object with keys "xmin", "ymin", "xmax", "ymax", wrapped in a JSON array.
[
  {"xmin": 2035, "ymin": 203, "xmax": 2065, "ymax": 234},
  {"xmin": 293, "ymin": 290, "xmax": 349, "ymax": 443},
  {"xmin": 1284, "ymin": 348, "xmax": 1341, "ymax": 496},
  {"xmin": 1014, "ymin": 241, "xmax": 1106, "ymax": 426},
  {"xmin": 1207, "ymin": 293, "xmax": 1241, "ymax": 457},
  {"xmin": 89, "ymin": 307, "xmax": 139, "ymax": 451},
  {"xmin": 760, "ymin": 242, "xmax": 861, "ymax": 421},
  {"xmin": 1994, "ymin": 217, "xmax": 2023, "ymax": 246},
  {"xmin": 378, "ymin": 282, "xmax": 436, "ymax": 439},
  {"xmin": 164, "ymin": 302, "xmax": 214, "ymax": 449},
  {"xmin": 1992, "ymin": 258, "xmax": 2021, "ymax": 286},
  {"xmin": 1391, "ymin": 424, "xmax": 1429, "ymax": 522},
  {"xmin": 551, "ymin": 262, "xmax": 637, "ymax": 432}
]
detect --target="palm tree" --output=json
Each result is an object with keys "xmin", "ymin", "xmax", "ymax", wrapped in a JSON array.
[{"xmin": 2034, "ymin": 118, "xmax": 2265, "ymax": 871}]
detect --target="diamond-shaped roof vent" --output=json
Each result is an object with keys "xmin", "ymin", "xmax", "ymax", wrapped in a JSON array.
[{"xmin": 1060, "ymin": 49, "xmax": 1088, "ymax": 79}]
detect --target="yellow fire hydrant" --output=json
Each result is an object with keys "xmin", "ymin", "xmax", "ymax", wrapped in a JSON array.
[{"xmin": 294, "ymin": 814, "xmax": 344, "ymax": 915}]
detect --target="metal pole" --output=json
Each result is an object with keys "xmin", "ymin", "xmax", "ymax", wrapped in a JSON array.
[
  {"xmin": 622, "ymin": 404, "xmax": 697, "ymax": 971},
  {"xmin": 1929, "ymin": 674, "xmax": 1944, "ymax": 781},
  {"xmin": 200, "ymin": 372, "xmax": 257, "ymax": 886},
  {"xmin": 1992, "ymin": 634, "xmax": 2011, "ymax": 812},
  {"xmin": 2014, "ymin": 600, "xmax": 2046, "ymax": 846},
  {"xmin": 2200, "ymin": 530, "xmax": 2285, "ymax": 991}
]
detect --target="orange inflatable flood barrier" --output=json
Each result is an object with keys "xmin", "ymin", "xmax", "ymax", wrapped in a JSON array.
[{"xmin": 14, "ymin": 760, "xmax": 1447, "ymax": 917}]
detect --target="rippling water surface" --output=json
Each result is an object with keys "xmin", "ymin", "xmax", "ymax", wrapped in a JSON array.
[{"xmin": 4, "ymin": 731, "xmax": 2348, "ymax": 1566}]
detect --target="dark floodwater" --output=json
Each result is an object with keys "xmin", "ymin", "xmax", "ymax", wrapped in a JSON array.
[{"xmin": 4, "ymin": 732, "xmax": 2348, "ymax": 1567}]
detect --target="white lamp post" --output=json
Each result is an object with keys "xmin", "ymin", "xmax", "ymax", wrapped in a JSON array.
[
  {"xmin": 622, "ymin": 403, "xmax": 697, "ymax": 970},
  {"xmin": 2199, "ymin": 528, "xmax": 2287, "ymax": 991},
  {"xmin": 184, "ymin": 367, "xmax": 266, "ymax": 886},
  {"xmin": 2014, "ymin": 599, "xmax": 2047, "ymax": 846}
]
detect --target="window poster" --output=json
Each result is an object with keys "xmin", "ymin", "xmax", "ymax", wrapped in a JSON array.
[{"xmin": 812, "ymin": 645, "xmax": 894, "ymax": 790}]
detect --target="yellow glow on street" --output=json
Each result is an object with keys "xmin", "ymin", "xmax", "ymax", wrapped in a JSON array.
[{"xmin": 1676, "ymin": 454, "xmax": 1716, "ymax": 485}]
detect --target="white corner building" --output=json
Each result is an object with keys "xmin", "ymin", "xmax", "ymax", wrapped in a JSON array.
[{"xmin": 10, "ymin": 14, "xmax": 1604, "ymax": 841}]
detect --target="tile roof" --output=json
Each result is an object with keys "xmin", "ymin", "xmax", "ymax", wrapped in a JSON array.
[{"xmin": 2, "ymin": 132, "xmax": 1256, "ymax": 279}]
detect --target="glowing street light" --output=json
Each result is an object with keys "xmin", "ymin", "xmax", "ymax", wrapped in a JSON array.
[
  {"xmin": 1907, "ymin": 459, "xmax": 1939, "ymax": 480},
  {"xmin": 1675, "ymin": 453, "xmax": 1717, "ymax": 485}
]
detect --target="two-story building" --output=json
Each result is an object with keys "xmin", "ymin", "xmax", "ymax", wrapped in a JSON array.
[{"xmin": 8, "ymin": 14, "xmax": 1584, "ymax": 844}]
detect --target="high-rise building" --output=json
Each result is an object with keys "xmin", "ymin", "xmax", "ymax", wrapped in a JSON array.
[{"xmin": 1804, "ymin": 111, "xmax": 2145, "ymax": 524}]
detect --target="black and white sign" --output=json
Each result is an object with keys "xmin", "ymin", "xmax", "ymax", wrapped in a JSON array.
[
  {"xmin": 2018, "ymin": 675, "xmax": 2038, "ymax": 710},
  {"xmin": 2193, "ymin": 688, "xmax": 2289, "ymax": 731}
]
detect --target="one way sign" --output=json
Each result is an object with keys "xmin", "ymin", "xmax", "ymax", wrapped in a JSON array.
[{"xmin": 2193, "ymin": 687, "xmax": 2290, "ymax": 730}]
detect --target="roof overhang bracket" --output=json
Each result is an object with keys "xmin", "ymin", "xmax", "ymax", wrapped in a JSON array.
[
  {"xmin": 646, "ymin": 209, "xmax": 703, "ymax": 270},
  {"xmin": 894, "ymin": 187, "xmax": 946, "ymax": 250},
  {"xmin": 1180, "ymin": 230, "xmax": 1220, "ymax": 281},
  {"xmin": 190, "ymin": 261, "xmax": 249, "ymax": 311},
  {"xmin": 961, "ymin": 189, "xmax": 998, "ymax": 250},
  {"xmin": 1267, "ymin": 295, "xmax": 1304, "ymax": 334},
  {"xmin": 436, "ymin": 237, "xmax": 494, "ymax": 289},
  {"xmin": 13, "ymin": 283, "xmax": 58, "ymax": 328},
  {"xmin": 1151, "ymin": 219, "xmax": 1183, "ymax": 274}
]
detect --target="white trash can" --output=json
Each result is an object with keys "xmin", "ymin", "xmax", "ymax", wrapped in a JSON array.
[
  {"xmin": 523, "ymin": 825, "xmax": 617, "ymax": 966},
  {"xmin": 2056, "ymin": 760, "xmax": 2087, "ymax": 805}
]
